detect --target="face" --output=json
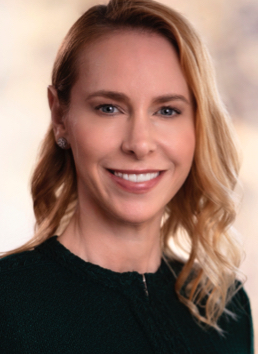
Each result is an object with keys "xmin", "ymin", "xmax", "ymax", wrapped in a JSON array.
[{"xmin": 53, "ymin": 31, "xmax": 195, "ymax": 225}]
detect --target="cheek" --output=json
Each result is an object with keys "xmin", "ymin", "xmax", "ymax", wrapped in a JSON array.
[
  {"xmin": 68, "ymin": 120, "xmax": 119, "ymax": 165},
  {"xmin": 180, "ymin": 130, "xmax": 195, "ymax": 162},
  {"xmin": 162, "ymin": 124, "xmax": 195, "ymax": 166}
]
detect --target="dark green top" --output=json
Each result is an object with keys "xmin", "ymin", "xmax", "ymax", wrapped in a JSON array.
[{"xmin": 0, "ymin": 236, "xmax": 253, "ymax": 353}]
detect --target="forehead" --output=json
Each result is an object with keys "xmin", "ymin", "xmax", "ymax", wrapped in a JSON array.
[{"xmin": 74, "ymin": 30, "xmax": 190, "ymax": 99}]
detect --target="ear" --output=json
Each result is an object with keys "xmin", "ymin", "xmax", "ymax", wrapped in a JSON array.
[{"xmin": 48, "ymin": 85, "xmax": 68, "ymax": 142}]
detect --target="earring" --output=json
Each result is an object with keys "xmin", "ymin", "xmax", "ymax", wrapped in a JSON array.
[{"xmin": 57, "ymin": 137, "xmax": 68, "ymax": 149}]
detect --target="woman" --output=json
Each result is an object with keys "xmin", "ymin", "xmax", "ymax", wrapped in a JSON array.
[{"xmin": 0, "ymin": 0, "xmax": 253, "ymax": 353}]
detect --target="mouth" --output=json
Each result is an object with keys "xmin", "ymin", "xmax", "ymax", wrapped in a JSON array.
[
  {"xmin": 108, "ymin": 170, "xmax": 162, "ymax": 183},
  {"xmin": 106, "ymin": 169, "xmax": 164, "ymax": 193}
]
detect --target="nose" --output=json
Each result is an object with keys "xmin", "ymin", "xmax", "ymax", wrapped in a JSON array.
[{"xmin": 121, "ymin": 113, "xmax": 156, "ymax": 159}]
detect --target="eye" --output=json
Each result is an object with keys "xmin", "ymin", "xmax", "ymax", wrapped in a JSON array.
[
  {"xmin": 157, "ymin": 106, "xmax": 180, "ymax": 117},
  {"xmin": 96, "ymin": 104, "xmax": 119, "ymax": 114}
]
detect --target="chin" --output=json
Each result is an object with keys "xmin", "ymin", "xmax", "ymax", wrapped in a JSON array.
[{"xmin": 111, "ymin": 207, "xmax": 163, "ymax": 226}]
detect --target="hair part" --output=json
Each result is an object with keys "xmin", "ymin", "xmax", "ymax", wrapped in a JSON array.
[{"xmin": 2, "ymin": 0, "xmax": 242, "ymax": 331}]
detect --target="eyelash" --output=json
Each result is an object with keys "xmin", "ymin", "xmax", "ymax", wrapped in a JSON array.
[
  {"xmin": 95, "ymin": 104, "xmax": 181, "ymax": 117},
  {"xmin": 156, "ymin": 106, "xmax": 181, "ymax": 117},
  {"xmin": 95, "ymin": 104, "xmax": 120, "ymax": 114}
]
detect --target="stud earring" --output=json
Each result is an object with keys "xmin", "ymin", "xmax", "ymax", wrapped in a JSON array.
[{"xmin": 57, "ymin": 137, "xmax": 68, "ymax": 149}]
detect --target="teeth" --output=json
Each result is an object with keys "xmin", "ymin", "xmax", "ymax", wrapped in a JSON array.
[{"xmin": 114, "ymin": 172, "xmax": 159, "ymax": 182}]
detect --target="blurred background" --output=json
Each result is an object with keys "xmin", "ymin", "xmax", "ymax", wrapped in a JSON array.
[{"xmin": 0, "ymin": 0, "xmax": 257, "ymax": 349}]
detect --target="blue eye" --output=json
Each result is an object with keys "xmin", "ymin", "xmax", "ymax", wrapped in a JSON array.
[
  {"xmin": 97, "ymin": 105, "xmax": 118, "ymax": 114},
  {"xmin": 158, "ymin": 107, "xmax": 180, "ymax": 116}
]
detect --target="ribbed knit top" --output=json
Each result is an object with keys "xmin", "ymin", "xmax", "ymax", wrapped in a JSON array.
[{"xmin": 0, "ymin": 236, "xmax": 253, "ymax": 353}]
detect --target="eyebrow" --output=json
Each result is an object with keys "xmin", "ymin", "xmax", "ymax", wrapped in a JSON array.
[
  {"xmin": 85, "ymin": 90, "xmax": 190, "ymax": 105},
  {"xmin": 153, "ymin": 94, "xmax": 190, "ymax": 105},
  {"xmin": 86, "ymin": 90, "xmax": 129, "ymax": 103}
]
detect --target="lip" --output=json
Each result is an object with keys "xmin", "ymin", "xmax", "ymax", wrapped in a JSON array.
[
  {"xmin": 106, "ymin": 169, "xmax": 165, "ymax": 194},
  {"xmin": 110, "ymin": 169, "xmax": 162, "ymax": 174}
]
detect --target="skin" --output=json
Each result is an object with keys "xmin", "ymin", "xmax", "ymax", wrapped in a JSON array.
[{"xmin": 48, "ymin": 31, "xmax": 195, "ymax": 274}]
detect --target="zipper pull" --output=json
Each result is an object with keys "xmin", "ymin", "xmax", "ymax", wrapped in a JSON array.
[{"xmin": 142, "ymin": 274, "xmax": 149, "ymax": 297}]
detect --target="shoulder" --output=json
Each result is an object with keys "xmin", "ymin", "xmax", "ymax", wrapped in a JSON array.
[
  {"xmin": 228, "ymin": 284, "xmax": 253, "ymax": 323},
  {"xmin": 0, "ymin": 249, "xmax": 46, "ymax": 274},
  {"xmin": 226, "ymin": 283, "xmax": 252, "ymax": 321},
  {"xmin": 218, "ymin": 285, "xmax": 254, "ymax": 353},
  {"xmin": 0, "ymin": 244, "xmax": 55, "ymax": 273},
  {"xmin": 0, "ymin": 237, "xmax": 62, "ymax": 278},
  {"xmin": 0, "ymin": 247, "xmax": 56, "ymax": 294},
  {"xmin": 165, "ymin": 258, "xmax": 254, "ymax": 352},
  {"xmin": 0, "ymin": 250, "xmax": 48, "ymax": 312}
]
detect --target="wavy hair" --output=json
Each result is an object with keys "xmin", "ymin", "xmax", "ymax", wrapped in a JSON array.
[{"xmin": 3, "ymin": 0, "xmax": 242, "ymax": 330}]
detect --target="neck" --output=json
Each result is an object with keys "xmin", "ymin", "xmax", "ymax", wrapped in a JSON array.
[{"xmin": 58, "ymin": 205, "xmax": 163, "ymax": 274}]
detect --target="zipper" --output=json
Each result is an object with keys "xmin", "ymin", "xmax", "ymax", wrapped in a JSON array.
[{"xmin": 142, "ymin": 274, "xmax": 149, "ymax": 297}]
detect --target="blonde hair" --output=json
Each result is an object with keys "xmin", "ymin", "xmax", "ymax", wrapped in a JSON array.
[{"xmin": 3, "ymin": 0, "xmax": 242, "ymax": 330}]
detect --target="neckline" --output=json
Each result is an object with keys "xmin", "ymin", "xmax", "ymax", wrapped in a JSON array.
[{"xmin": 35, "ymin": 236, "xmax": 178, "ymax": 288}]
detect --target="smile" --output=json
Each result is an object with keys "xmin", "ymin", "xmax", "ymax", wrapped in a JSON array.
[
  {"xmin": 113, "ymin": 171, "xmax": 160, "ymax": 183},
  {"xmin": 107, "ymin": 169, "xmax": 164, "ymax": 193}
]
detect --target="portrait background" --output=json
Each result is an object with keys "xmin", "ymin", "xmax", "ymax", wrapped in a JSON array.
[{"xmin": 0, "ymin": 0, "xmax": 257, "ymax": 348}]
